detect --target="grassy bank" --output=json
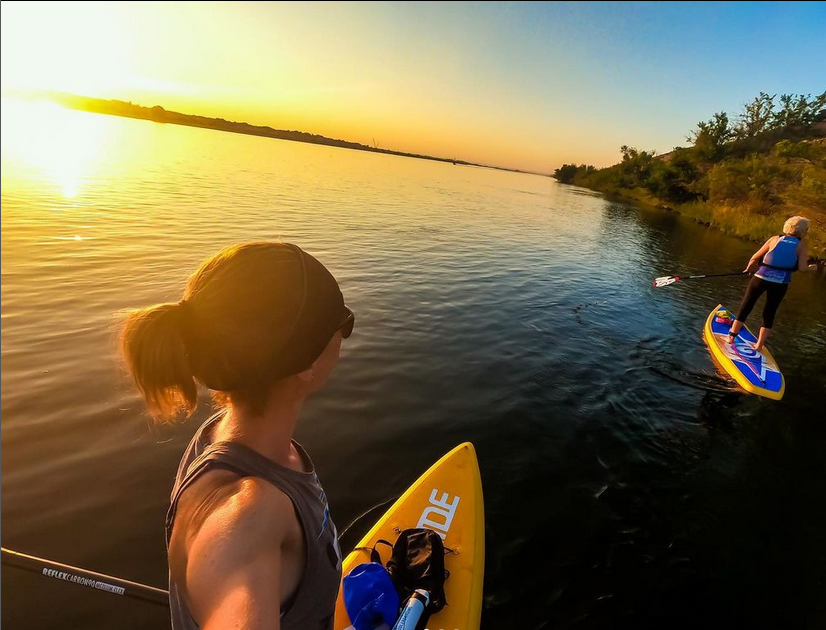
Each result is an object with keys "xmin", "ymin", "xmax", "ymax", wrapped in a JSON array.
[
  {"xmin": 583, "ymin": 139, "xmax": 826, "ymax": 258},
  {"xmin": 554, "ymin": 92, "xmax": 826, "ymax": 259}
]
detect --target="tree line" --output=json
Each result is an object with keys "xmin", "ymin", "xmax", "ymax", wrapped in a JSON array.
[
  {"xmin": 554, "ymin": 90, "xmax": 825, "ymax": 192},
  {"xmin": 552, "ymin": 91, "xmax": 826, "ymax": 256}
]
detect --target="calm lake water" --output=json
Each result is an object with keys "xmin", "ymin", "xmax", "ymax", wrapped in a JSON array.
[{"xmin": 2, "ymin": 98, "xmax": 825, "ymax": 629}]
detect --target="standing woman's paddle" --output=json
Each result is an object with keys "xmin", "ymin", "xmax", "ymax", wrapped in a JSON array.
[{"xmin": 653, "ymin": 271, "xmax": 746, "ymax": 288}]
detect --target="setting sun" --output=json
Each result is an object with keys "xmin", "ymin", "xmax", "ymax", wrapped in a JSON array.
[
  {"xmin": 0, "ymin": 97, "xmax": 115, "ymax": 198},
  {"xmin": 3, "ymin": 2, "xmax": 824, "ymax": 172}
]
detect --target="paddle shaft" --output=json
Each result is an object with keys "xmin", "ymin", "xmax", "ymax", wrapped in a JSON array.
[
  {"xmin": 654, "ymin": 271, "xmax": 747, "ymax": 287},
  {"xmin": 676, "ymin": 271, "xmax": 747, "ymax": 281},
  {"xmin": 1, "ymin": 547, "xmax": 169, "ymax": 607}
]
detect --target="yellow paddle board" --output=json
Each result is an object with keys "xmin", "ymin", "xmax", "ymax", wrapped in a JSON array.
[
  {"xmin": 703, "ymin": 304, "xmax": 785, "ymax": 400},
  {"xmin": 334, "ymin": 442, "xmax": 485, "ymax": 630}
]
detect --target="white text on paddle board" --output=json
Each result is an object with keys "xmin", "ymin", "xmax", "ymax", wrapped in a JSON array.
[
  {"xmin": 715, "ymin": 334, "xmax": 777, "ymax": 381},
  {"xmin": 416, "ymin": 489, "xmax": 460, "ymax": 540}
]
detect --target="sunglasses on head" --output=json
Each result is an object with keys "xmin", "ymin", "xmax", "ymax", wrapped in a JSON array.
[{"xmin": 339, "ymin": 306, "xmax": 355, "ymax": 339}]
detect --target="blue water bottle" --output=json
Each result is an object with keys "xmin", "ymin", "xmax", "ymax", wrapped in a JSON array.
[{"xmin": 391, "ymin": 589, "xmax": 431, "ymax": 630}]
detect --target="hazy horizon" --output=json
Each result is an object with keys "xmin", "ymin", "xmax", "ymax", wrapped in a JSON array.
[{"xmin": 2, "ymin": 1, "xmax": 825, "ymax": 172}]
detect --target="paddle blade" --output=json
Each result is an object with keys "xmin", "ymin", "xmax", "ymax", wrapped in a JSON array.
[{"xmin": 653, "ymin": 276, "xmax": 678, "ymax": 287}]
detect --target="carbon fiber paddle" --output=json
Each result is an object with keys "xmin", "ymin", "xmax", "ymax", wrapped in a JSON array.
[{"xmin": 1, "ymin": 547, "xmax": 168, "ymax": 605}]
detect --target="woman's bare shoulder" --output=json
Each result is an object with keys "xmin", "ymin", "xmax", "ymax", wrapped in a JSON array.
[
  {"xmin": 186, "ymin": 473, "xmax": 296, "ymax": 544},
  {"xmin": 178, "ymin": 476, "xmax": 297, "ymax": 628},
  {"xmin": 170, "ymin": 471, "xmax": 298, "ymax": 584}
]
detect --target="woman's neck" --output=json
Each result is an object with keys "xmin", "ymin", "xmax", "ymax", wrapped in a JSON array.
[{"xmin": 214, "ymin": 388, "xmax": 308, "ymax": 472}]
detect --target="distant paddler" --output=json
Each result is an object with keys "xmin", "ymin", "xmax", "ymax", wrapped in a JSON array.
[{"xmin": 728, "ymin": 216, "xmax": 818, "ymax": 351}]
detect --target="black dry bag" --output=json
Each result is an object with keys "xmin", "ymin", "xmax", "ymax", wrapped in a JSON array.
[{"xmin": 370, "ymin": 527, "xmax": 448, "ymax": 630}]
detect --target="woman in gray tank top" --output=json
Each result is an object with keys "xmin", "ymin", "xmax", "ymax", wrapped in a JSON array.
[{"xmin": 120, "ymin": 242, "xmax": 353, "ymax": 630}]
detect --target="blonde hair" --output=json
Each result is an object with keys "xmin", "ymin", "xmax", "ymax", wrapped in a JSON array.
[{"xmin": 783, "ymin": 216, "xmax": 809, "ymax": 238}]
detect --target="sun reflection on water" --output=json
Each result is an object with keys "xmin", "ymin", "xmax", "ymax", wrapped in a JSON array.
[{"xmin": 1, "ymin": 96, "xmax": 112, "ymax": 200}]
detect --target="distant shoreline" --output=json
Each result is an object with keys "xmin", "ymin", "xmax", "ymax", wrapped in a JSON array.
[{"xmin": 14, "ymin": 91, "xmax": 548, "ymax": 178}]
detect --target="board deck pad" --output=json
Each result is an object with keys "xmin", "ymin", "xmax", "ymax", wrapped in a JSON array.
[
  {"xmin": 703, "ymin": 303, "xmax": 784, "ymax": 400},
  {"xmin": 334, "ymin": 442, "xmax": 484, "ymax": 630}
]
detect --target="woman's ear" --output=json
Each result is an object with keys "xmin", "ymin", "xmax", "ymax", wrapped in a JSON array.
[{"xmin": 295, "ymin": 365, "xmax": 314, "ymax": 385}]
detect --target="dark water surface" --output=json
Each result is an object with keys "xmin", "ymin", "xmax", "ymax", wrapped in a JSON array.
[{"xmin": 2, "ymin": 100, "xmax": 826, "ymax": 629}]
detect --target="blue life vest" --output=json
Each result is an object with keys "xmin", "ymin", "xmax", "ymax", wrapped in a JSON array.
[{"xmin": 756, "ymin": 235, "xmax": 799, "ymax": 284}]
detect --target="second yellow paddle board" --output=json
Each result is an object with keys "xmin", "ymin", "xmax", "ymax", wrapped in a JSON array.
[{"xmin": 703, "ymin": 303, "xmax": 785, "ymax": 400}]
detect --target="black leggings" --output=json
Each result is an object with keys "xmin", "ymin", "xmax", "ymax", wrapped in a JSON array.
[{"xmin": 735, "ymin": 276, "xmax": 789, "ymax": 329}]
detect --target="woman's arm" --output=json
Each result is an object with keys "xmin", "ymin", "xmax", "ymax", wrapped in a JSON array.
[
  {"xmin": 745, "ymin": 238, "xmax": 774, "ymax": 273},
  {"xmin": 185, "ymin": 478, "xmax": 299, "ymax": 630},
  {"xmin": 797, "ymin": 240, "xmax": 818, "ymax": 271}
]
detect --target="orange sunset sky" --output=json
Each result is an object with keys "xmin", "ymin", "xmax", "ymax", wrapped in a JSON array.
[{"xmin": 2, "ymin": 1, "xmax": 824, "ymax": 173}]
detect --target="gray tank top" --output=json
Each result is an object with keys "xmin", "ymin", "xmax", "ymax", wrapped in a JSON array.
[{"xmin": 165, "ymin": 412, "xmax": 342, "ymax": 630}]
